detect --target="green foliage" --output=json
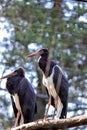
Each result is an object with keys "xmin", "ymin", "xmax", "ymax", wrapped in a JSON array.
[{"xmin": 0, "ymin": 0, "xmax": 87, "ymax": 129}]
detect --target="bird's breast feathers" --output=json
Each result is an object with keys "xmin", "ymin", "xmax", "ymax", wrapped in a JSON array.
[{"xmin": 42, "ymin": 67, "xmax": 58, "ymax": 99}]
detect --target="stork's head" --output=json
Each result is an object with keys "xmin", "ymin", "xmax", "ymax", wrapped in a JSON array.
[
  {"xmin": 25, "ymin": 48, "xmax": 49, "ymax": 59},
  {"xmin": 0, "ymin": 67, "xmax": 24, "ymax": 80},
  {"xmin": 14, "ymin": 67, "xmax": 24, "ymax": 77}
]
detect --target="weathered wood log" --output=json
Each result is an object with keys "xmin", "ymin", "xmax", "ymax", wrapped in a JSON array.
[{"xmin": 11, "ymin": 114, "xmax": 87, "ymax": 130}]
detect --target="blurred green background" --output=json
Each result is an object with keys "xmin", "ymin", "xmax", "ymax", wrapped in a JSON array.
[{"xmin": 0, "ymin": 0, "xmax": 87, "ymax": 129}]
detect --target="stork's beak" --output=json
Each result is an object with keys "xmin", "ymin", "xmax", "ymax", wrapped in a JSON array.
[
  {"xmin": 25, "ymin": 50, "xmax": 42, "ymax": 59},
  {"xmin": 0, "ymin": 71, "xmax": 17, "ymax": 80}
]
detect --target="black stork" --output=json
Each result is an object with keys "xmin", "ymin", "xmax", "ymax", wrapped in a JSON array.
[
  {"xmin": 26, "ymin": 48, "xmax": 69, "ymax": 119},
  {"xmin": 0, "ymin": 67, "xmax": 37, "ymax": 127}
]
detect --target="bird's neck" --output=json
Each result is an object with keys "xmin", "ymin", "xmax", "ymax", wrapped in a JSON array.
[{"xmin": 39, "ymin": 56, "xmax": 51, "ymax": 77}]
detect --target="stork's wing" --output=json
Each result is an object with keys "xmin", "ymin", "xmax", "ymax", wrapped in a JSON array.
[
  {"xmin": 18, "ymin": 78, "xmax": 37, "ymax": 122},
  {"xmin": 53, "ymin": 65, "xmax": 69, "ymax": 118}
]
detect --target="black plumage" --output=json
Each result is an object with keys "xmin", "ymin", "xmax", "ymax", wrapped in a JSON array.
[
  {"xmin": 0, "ymin": 67, "xmax": 37, "ymax": 126},
  {"xmin": 26, "ymin": 49, "xmax": 69, "ymax": 119}
]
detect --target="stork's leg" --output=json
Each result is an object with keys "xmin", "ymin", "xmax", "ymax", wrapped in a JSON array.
[
  {"xmin": 14, "ymin": 111, "xmax": 21, "ymax": 127},
  {"xmin": 55, "ymin": 96, "xmax": 58, "ymax": 110},
  {"xmin": 44, "ymin": 95, "xmax": 51, "ymax": 119},
  {"xmin": 20, "ymin": 113, "xmax": 24, "ymax": 125},
  {"xmin": 52, "ymin": 96, "xmax": 58, "ymax": 119},
  {"xmin": 55, "ymin": 96, "xmax": 63, "ymax": 119}
]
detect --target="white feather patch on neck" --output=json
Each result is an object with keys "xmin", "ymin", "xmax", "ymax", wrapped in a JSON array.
[{"xmin": 38, "ymin": 56, "xmax": 41, "ymax": 63}]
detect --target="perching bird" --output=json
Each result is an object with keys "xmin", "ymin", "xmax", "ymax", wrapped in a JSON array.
[
  {"xmin": 26, "ymin": 48, "xmax": 69, "ymax": 119},
  {"xmin": 0, "ymin": 67, "xmax": 37, "ymax": 126}
]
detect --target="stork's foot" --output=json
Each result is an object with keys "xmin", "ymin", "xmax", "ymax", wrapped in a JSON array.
[
  {"xmin": 35, "ymin": 118, "xmax": 51, "ymax": 124},
  {"xmin": 43, "ymin": 117, "xmax": 53, "ymax": 121},
  {"xmin": 43, "ymin": 117, "xmax": 49, "ymax": 121},
  {"xmin": 43, "ymin": 115, "xmax": 50, "ymax": 121}
]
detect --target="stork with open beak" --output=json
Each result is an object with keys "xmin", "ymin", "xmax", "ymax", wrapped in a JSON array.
[
  {"xmin": 26, "ymin": 48, "xmax": 69, "ymax": 119},
  {"xmin": 0, "ymin": 67, "xmax": 37, "ymax": 127}
]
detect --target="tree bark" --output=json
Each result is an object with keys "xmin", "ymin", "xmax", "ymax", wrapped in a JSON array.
[{"xmin": 11, "ymin": 114, "xmax": 87, "ymax": 130}]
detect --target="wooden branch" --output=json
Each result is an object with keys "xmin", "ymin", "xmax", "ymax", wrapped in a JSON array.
[{"xmin": 11, "ymin": 114, "xmax": 87, "ymax": 130}]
